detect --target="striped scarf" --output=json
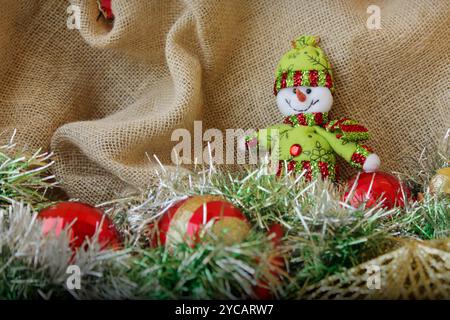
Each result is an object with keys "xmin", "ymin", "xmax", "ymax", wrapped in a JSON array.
[{"xmin": 283, "ymin": 113, "xmax": 369, "ymax": 143}]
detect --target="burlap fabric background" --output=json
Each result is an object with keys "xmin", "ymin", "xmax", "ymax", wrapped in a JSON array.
[{"xmin": 0, "ymin": 0, "xmax": 449, "ymax": 203}]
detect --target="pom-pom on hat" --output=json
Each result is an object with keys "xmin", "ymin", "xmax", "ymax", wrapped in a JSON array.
[{"xmin": 274, "ymin": 36, "xmax": 334, "ymax": 95}]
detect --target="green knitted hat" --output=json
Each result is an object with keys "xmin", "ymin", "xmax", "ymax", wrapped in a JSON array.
[{"xmin": 274, "ymin": 35, "xmax": 335, "ymax": 95}]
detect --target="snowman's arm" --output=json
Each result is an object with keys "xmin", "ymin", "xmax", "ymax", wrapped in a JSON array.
[
  {"xmin": 315, "ymin": 126, "xmax": 379, "ymax": 170},
  {"xmin": 246, "ymin": 124, "xmax": 292, "ymax": 150}
]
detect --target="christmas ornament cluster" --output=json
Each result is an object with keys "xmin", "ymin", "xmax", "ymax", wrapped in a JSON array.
[
  {"xmin": 36, "ymin": 196, "xmax": 284, "ymax": 299},
  {"xmin": 1, "ymin": 34, "xmax": 448, "ymax": 300},
  {"xmin": 0, "ymin": 130, "xmax": 448, "ymax": 299},
  {"xmin": 34, "ymin": 36, "xmax": 422, "ymax": 294},
  {"xmin": 37, "ymin": 196, "xmax": 256, "ymax": 251}
]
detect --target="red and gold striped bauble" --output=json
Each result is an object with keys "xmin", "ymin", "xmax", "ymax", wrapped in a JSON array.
[{"xmin": 152, "ymin": 195, "xmax": 250, "ymax": 247}]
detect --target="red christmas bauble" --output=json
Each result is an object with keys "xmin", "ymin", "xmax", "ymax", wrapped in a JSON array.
[
  {"xmin": 38, "ymin": 202, "xmax": 121, "ymax": 250},
  {"xmin": 151, "ymin": 195, "xmax": 250, "ymax": 247},
  {"xmin": 97, "ymin": 0, "xmax": 114, "ymax": 20},
  {"xmin": 343, "ymin": 172, "xmax": 411, "ymax": 209},
  {"xmin": 254, "ymin": 223, "xmax": 284, "ymax": 300}
]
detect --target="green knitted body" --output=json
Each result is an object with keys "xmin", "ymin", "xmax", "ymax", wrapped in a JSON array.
[{"xmin": 247, "ymin": 112, "xmax": 373, "ymax": 180}]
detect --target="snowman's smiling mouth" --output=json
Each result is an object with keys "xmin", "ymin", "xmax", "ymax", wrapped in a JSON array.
[{"xmin": 285, "ymin": 99, "xmax": 319, "ymax": 112}]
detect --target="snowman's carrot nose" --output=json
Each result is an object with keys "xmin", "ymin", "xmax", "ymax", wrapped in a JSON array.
[{"xmin": 296, "ymin": 88, "xmax": 306, "ymax": 102}]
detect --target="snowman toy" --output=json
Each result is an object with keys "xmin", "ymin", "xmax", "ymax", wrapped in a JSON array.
[{"xmin": 245, "ymin": 35, "xmax": 380, "ymax": 180}]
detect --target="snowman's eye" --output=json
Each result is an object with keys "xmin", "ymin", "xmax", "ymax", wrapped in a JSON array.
[
  {"xmin": 306, "ymin": 89, "xmax": 312, "ymax": 94},
  {"xmin": 292, "ymin": 88, "xmax": 296, "ymax": 94}
]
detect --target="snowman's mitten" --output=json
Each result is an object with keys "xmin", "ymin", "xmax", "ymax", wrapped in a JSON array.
[{"xmin": 362, "ymin": 153, "xmax": 381, "ymax": 172}]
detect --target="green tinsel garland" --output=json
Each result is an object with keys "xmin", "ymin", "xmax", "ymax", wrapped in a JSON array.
[
  {"xmin": 0, "ymin": 135, "xmax": 448, "ymax": 299},
  {"xmin": 0, "ymin": 133, "xmax": 55, "ymax": 208}
]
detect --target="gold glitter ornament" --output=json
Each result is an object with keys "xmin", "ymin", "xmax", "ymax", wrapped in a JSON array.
[{"xmin": 430, "ymin": 167, "xmax": 450, "ymax": 194}]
